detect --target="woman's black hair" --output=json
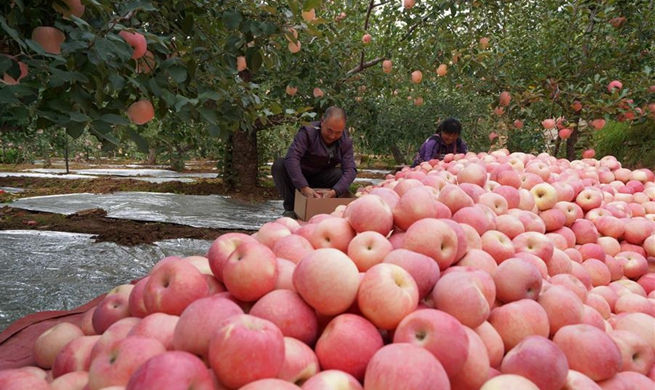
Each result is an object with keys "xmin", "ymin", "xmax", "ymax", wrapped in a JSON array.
[{"xmin": 438, "ymin": 117, "xmax": 462, "ymax": 135}]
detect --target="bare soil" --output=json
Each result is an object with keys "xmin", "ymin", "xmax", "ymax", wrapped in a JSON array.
[{"xmin": 0, "ymin": 164, "xmax": 386, "ymax": 246}]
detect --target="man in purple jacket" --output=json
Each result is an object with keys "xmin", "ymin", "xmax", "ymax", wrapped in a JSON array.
[{"xmin": 272, "ymin": 106, "xmax": 357, "ymax": 218}]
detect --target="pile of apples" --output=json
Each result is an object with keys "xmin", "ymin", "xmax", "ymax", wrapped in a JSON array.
[{"xmin": 2, "ymin": 149, "xmax": 655, "ymax": 390}]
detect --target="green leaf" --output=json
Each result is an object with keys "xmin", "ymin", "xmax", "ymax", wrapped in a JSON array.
[
  {"xmin": 69, "ymin": 112, "xmax": 90, "ymax": 122},
  {"xmin": 120, "ymin": 0, "xmax": 157, "ymax": 14},
  {"xmin": 246, "ymin": 49, "xmax": 263, "ymax": 72},
  {"xmin": 109, "ymin": 73, "xmax": 125, "ymax": 91},
  {"xmin": 148, "ymin": 78, "xmax": 163, "ymax": 97},
  {"xmin": 198, "ymin": 107, "xmax": 218, "ymax": 124},
  {"xmin": 207, "ymin": 123, "xmax": 220, "ymax": 137},
  {"xmin": 0, "ymin": 88, "xmax": 21, "ymax": 104},
  {"xmin": 66, "ymin": 122, "xmax": 86, "ymax": 138},
  {"xmin": 168, "ymin": 66, "xmax": 188, "ymax": 83},
  {"xmin": 198, "ymin": 90, "xmax": 221, "ymax": 101},
  {"xmin": 100, "ymin": 114, "xmax": 130, "ymax": 125},
  {"xmin": 90, "ymin": 120, "xmax": 114, "ymax": 135},
  {"xmin": 303, "ymin": 0, "xmax": 322, "ymax": 11},
  {"xmin": 182, "ymin": 14, "xmax": 194, "ymax": 35},
  {"xmin": 126, "ymin": 128, "xmax": 149, "ymax": 153},
  {"xmin": 222, "ymin": 10, "xmax": 243, "ymax": 30},
  {"xmin": 0, "ymin": 16, "xmax": 24, "ymax": 48}
]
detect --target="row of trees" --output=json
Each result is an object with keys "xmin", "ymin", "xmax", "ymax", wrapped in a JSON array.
[{"xmin": 1, "ymin": 0, "xmax": 653, "ymax": 192}]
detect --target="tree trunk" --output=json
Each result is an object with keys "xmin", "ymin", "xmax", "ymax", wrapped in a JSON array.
[
  {"xmin": 566, "ymin": 127, "xmax": 578, "ymax": 161},
  {"xmin": 228, "ymin": 129, "xmax": 259, "ymax": 193},
  {"xmin": 147, "ymin": 147, "xmax": 157, "ymax": 165},
  {"xmin": 389, "ymin": 143, "xmax": 405, "ymax": 166}
]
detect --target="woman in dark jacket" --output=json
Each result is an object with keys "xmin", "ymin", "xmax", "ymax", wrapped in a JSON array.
[{"xmin": 412, "ymin": 118, "xmax": 468, "ymax": 167}]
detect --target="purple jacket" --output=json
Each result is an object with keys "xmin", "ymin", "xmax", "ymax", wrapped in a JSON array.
[
  {"xmin": 284, "ymin": 121, "xmax": 357, "ymax": 196},
  {"xmin": 412, "ymin": 134, "xmax": 468, "ymax": 167}
]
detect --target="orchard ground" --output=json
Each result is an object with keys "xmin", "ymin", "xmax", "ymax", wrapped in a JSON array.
[{"xmin": 0, "ymin": 160, "xmax": 387, "ymax": 246}]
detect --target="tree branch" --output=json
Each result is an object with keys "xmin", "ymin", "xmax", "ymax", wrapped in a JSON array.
[{"xmin": 346, "ymin": 57, "xmax": 386, "ymax": 76}]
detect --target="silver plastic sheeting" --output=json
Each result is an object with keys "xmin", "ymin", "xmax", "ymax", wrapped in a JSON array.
[
  {"xmin": 0, "ymin": 230, "xmax": 213, "ymax": 332},
  {"xmin": 6, "ymin": 192, "xmax": 284, "ymax": 230},
  {"xmin": 27, "ymin": 168, "xmax": 218, "ymax": 179}
]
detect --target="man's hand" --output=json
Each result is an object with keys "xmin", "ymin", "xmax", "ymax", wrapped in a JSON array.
[
  {"xmin": 320, "ymin": 189, "xmax": 338, "ymax": 198},
  {"xmin": 300, "ymin": 187, "xmax": 321, "ymax": 198}
]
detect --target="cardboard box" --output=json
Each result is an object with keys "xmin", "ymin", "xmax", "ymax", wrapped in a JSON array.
[{"xmin": 294, "ymin": 189, "xmax": 356, "ymax": 221}]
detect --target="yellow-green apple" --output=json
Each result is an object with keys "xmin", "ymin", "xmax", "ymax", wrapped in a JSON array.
[
  {"xmin": 51, "ymin": 335, "xmax": 101, "ymax": 378},
  {"xmin": 33, "ymin": 322, "xmax": 84, "ymax": 369},
  {"xmin": 586, "ymin": 293, "xmax": 612, "ymax": 319},
  {"xmin": 530, "ymin": 183, "xmax": 559, "ymax": 211},
  {"xmin": 552, "ymin": 324, "xmax": 622, "ymax": 381},
  {"xmin": 582, "ymin": 258, "xmax": 612, "ymax": 287},
  {"xmin": 394, "ymin": 308, "xmax": 470, "ymax": 377},
  {"xmin": 208, "ymin": 314, "xmax": 285, "ymax": 389},
  {"xmin": 457, "ymin": 162, "xmax": 488, "ymax": 187},
  {"xmin": 449, "ymin": 328, "xmax": 491, "ymax": 390},
  {"xmin": 538, "ymin": 285, "xmax": 584, "ymax": 336},
  {"xmin": 614, "ymin": 293, "xmax": 654, "ymax": 316},
  {"xmin": 92, "ymin": 292, "xmax": 131, "ymax": 334},
  {"xmin": 125, "ymin": 350, "xmax": 214, "ymax": 390},
  {"xmin": 87, "ymin": 336, "xmax": 166, "ymax": 390},
  {"xmin": 143, "ymin": 258, "xmax": 210, "ymax": 315},
  {"xmin": 614, "ymin": 312, "xmax": 655, "ymax": 351},
  {"xmin": 249, "ymin": 289, "xmax": 318, "ymax": 346},
  {"xmin": 222, "ymin": 241, "xmax": 277, "ymax": 302},
  {"xmin": 128, "ymin": 276, "xmax": 149, "ymax": 318},
  {"xmin": 438, "ymin": 183, "xmax": 475, "ymax": 215},
  {"xmin": 256, "ymin": 221, "xmax": 292, "ymax": 249},
  {"xmin": 275, "ymin": 258, "xmax": 296, "ymax": 291},
  {"xmin": 363, "ymin": 343, "xmax": 450, "ymax": 390},
  {"xmin": 300, "ymin": 369, "xmax": 363, "ymax": 390},
  {"xmin": 277, "ymin": 337, "xmax": 319, "ymax": 384},
  {"xmin": 480, "ymin": 230, "xmax": 515, "ymax": 264},
  {"xmin": 401, "ymin": 218, "xmax": 459, "ymax": 270},
  {"xmin": 49, "ymin": 371, "xmax": 88, "ymax": 390},
  {"xmin": 456, "ymin": 248, "xmax": 498, "ymax": 275},
  {"xmin": 494, "ymin": 214, "xmax": 525, "ymax": 239},
  {"xmin": 493, "ymin": 185, "xmax": 521, "ymax": 208},
  {"xmin": 207, "ymin": 232, "xmax": 258, "ymax": 282},
  {"xmin": 454, "ymin": 206, "xmax": 495, "ymax": 236},
  {"xmin": 478, "ymin": 192, "xmax": 509, "ymax": 216},
  {"xmin": 343, "ymin": 194, "xmax": 394, "ymax": 236},
  {"xmin": 127, "ymin": 312, "xmax": 179, "ymax": 350},
  {"xmin": 608, "ymin": 329, "xmax": 655, "ymax": 374},
  {"xmin": 357, "ymin": 263, "xmax": 419, "ymax": 330},
  {"xmin": 315, "ymin": 314, "xmax": 384, "ymax": 381},
  {"xmin": 106, "ymin": 283, "xmax": 135, "ymax": 297},
  {"xmin": 273, "ymin": 234, "xmax": 313, "ymax": 264},
  {"xmin": 0, "ymin": 369, "xmax": 50, "ymax": 390},
  {"xmin": 493, "ymin": 258, "xmax": 542, "ymax": 303},
  {"xmin": 500, "ymin": 335, "xmax": 569, "ymax": 390},
  {"xmin": 480, "ymin": 374, "xmax": 540, "ymax": 389},
  {"xmin": 576, "ymin": 188, "xmax": 604, "ymax": 212},
  {"xmin": 488, "ymin": 299, "xmax": 550, "ymax": 351},
  {"xmin": 383, "ymin": 248, "xmax": 440, "ymax": 299},
  {"xmin": 432, "ymin": 267, "xmax": 495, "ymax": 329},
  {"xmin": 310, "ymin": 217, "xmax": 356, "ymax": 252},
  {"xmin": 347, "ymin": 231, "xmax": 393, "ymax": 272},
  {"xmin": 623, "ymin": 218, "xmax": 655, "ymax": 245},
  {"xmin": 89, "ymin": 317, "xmax": 140, "ymax": 363},
  {"xmin": 474, "ymin": 321, "xmax": 505, "ymax": 369},
  {"xmin": 173, "ymin": 294, "xmax": 243, "ymax": 360},
  {"xmin": 293, "ymin": 248, "xmax": 360, "ymax": 316}
]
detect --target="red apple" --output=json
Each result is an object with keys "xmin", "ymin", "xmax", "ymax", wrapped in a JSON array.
[{"xmin": 125, "ymin": 350, "xmax": 215, "ymax": 390}]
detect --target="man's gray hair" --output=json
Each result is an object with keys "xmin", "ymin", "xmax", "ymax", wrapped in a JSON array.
[{"xmin": 323, "ymin": 106, "xmax": 347, "ymax": 122}]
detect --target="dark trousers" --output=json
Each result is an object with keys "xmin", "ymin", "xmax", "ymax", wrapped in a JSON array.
[{"xmin": 272, "ymin": 158, "xmax": 343, "ymax": 211}]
